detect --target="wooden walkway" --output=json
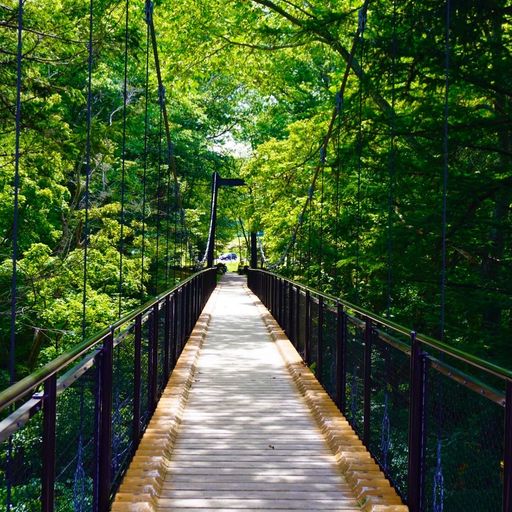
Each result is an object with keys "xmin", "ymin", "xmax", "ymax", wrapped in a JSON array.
[
  {"xmin": 113, "ymin": 274, "xmax": 406, "ymax": 512},
  {"xmin": 160, "ymin": 274, "xmax": 359, "ymax": 511}
]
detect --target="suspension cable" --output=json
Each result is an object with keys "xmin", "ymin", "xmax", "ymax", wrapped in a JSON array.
[
  {"xmin": 146, "ymin": 1, "xmax": 191, "ymax": 277},
  {"xmin": 334, "ymin": 101, "xmax": 342, "ymax": 295},
  {"xmin": 266, "ymin": 0, "xmax": 371, "ymax": 269},
  {"xmin": 432, "ymin": 4, "xmax": 451, "ymax": 511},
  {"xmin": 440, "ymin": 0, "xmax": 451, "ymax": 340},
  {"xmin": 386, "ymin": 0, "xmax": 397, "ymax": 318},
  {"xmin": 165, "ymin": 160, "xmax": 171, "ymax": 287},
  {"xmin": 155, "ymin": 103, "xmax": 163, "ymax": 292},
  {"xmin": 9, "ymin": 0, "xmax": 23, "ymax": 386},
  {"xmin": 173, "ymin": 185, "xmax": 178, "ymax": 282},
  {"xmin": 355, "ymin": 7, "xmax": 366, "ymax": 305},
  {"xmin": 318, "ymin": 164, "xmax": 325, "ymax": 287},
  {"xmin": 7, "ymin": 3, "xmax": 24, "ymax": 509},
  {"xmin": 140, "ymin": 3, "xmax": 151, "ymax": 301},
  {"xmin": 75, "ymin": 3, "xmax": 95, "ymax": 510},
  {"xmin": 118, "ymin": 0, "xmax": 130, "ymax": 317}
]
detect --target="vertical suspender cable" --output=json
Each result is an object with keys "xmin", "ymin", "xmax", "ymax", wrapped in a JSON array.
[
  {"xmin": 307, "ymin": 206, "xmax": 312, "ymax": 273},
  {"xmin": 74, "ymin": 3, "xmax": 94, "ymax": 509},
  {"xmin": 334, "ymin": 97, "xmax": 342, "ymax": 295},
  {"xmin": 7, "ymin": 3, "xmax": 24, "ymax": 510},
  {"xmin": 318, "ymin": 165, "xmax": 325, "ymax": 287},
  {"xmin": 155, "ymin": 105, "xmax": 163, "ymax": 291},
  {"xmin": 266, "ymin": 0, "xmax": 371, "ymax": 270},
  {"xmin": 180, "ymin": 208, "xmax": 187, "ymax": 267},
  {"xmin": 432, "ymin": 4, "xmax": 451, "ymax": 512},
  {"xmin": 386, "ymin": 0, "xmax": 397, "ymax": 318},
  {"xmin": 165, "ymin": 161, "xmax": 171, "ymax": 287},
  {"xmin": 9, "ymin": 0, "xmax": 23, "ymax": 386},
  {"xmin": 355, "ymin": 9, "xmax": 366, "ymax": 304},
  {"xmin": 141, "ymin": 4, "xmax": 151, "ymax": 301},
  {"xmin": 440, "ymin": 0, "xmax": 451, "ymax": 340},
  {"xmin": 173, "ymin": 185, "xmax": 178, "ymax": 282},
  {"xmin": 118, "ymin": 0, "xmax": 129, "ymax": 317},
  {"xmin": 82, "ymin": 0, "xmax": 94, "ymax": 338}
]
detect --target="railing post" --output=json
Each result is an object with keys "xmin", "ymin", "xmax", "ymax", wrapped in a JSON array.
[
  {"xmin": 305, "ymin": 290, "xmax": 311, "ymax": 365},
  {"xmin": 363, "ymin": 317, "xmax": 372, "ymax": 446},
  {"xmin": 276, "ymin": 278, "xmax": 281, "ymax": 324},
  {"xmin": 201, "ymin": 273, "xmax": 205, "ymax": 310},
  {"xmin": 503, "ymin": 381, "xmax": 512, "ymax": 512},
  {"xmin": 180, "ymin": 287, "xmax": 186, "ymax": 350},
  {"xmin": 191, "ymin": 279, "xmax": 196, "ymax": 324},
  {"xmin": 184, "ymin": 284, "xmax": 188, "ymax": 338},
  {"xmin": 288, "ymin": 283, "xmax": 294, "ymax": 341},
  {"xmin": 336, "ymin": 303, "xmax": 347, "ymax": 413},
  {"xmin": 133, "ymin": 314, "xmax": 142, "ymax": 445},
  {"xmin": 95, "ymin": 329, "xmax": 113, "ymax": 512},
  {"xmin": 294, "ymin": 286, "xmax": 300, "ymax": 349},
  {"xmin": 172, "ymin": 293, "xmax": 179, "ymax": 364},
  {"xmin": 194, "ymin": 277, "xmax": 199, "ymax": 321},
  {"xmin": 188, "ymin": 281, "xmax": 193, "ymax": 334},
  {"xmin": 164, "ymin": 295, "xmax": 170, "ymax": 379},
  {"xmin": 247, "ymin": 268, "xmax": 252, "ymax": 290},
  {"xmin": 281, "ymin": 279, "xmax": 286, "ymax": 328},
  {"xmin": 282, "ymin": 280, "xmax": 287, "ymax": 332},
  {"xmin": 42, "ymin": 374, "xmax": 57, "ymax": 512},
  {"xmin": 317, "ymin": 297, "xmax": 324, "ymax": 383},
  {"xmin": 265, "ymin": 274, "xmax": 274, "ymax": 311},
  {"xmin": 280, "ymin": 279, "xmax": 284, "ymax": 326},
  {"xmin": 266, "ymin": 274, "xmax": 270, "ymax": 310},
  {"xmin": 407, "ymin": 332, "xmax": 427, "ymax": 512},
  {"xmin": 273, "ymin": 274, "xmax": 276, "ymax": 313},
  {"xmin": 282, "ymin": 280, "xmax": 287, "ymax": 331},
  {"xmin": 184, "ymin": 283, "xmax": 189, "ymax": 338},
  {"xmin": 269, "ymin": 274, "xmax": 273, "ymax": 310},
  {"xmin": 279, "ymin": 279, "xmax": 288, "ymax": 332},
  {"xmin": 149, "ymin": 304, "xmax": 158, "ymax": 408}
]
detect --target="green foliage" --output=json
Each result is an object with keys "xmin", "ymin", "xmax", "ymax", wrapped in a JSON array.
[{"xmin": 1, "ymin": 0, "xmax": 511, "ymax": 382}]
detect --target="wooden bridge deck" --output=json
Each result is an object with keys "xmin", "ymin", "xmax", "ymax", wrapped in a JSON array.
[{"xmin": 113, "ymin": 274, "xmax": 406, "ymax": 512}]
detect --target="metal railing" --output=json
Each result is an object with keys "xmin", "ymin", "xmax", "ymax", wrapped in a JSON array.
[
  {"xmin": 0, "ymin": 268, "xmax": 216, "ymax": 512},
  {"xmin": 248, "ymin": 269, "xmax": 512, "ymax": 512}
]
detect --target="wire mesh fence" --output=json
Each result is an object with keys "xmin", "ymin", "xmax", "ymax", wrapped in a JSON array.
[
  {"xmin": 320, "ymin": 304, "xmax": 337, "ymax": 399},
  {"xmin": 0, "ymin": 410, "xmax": 43, "ymax": 511},
  {"xmin": 369, "ymin": 331, "xmax": 411, "ymax": 499},
  {"xmin": 0, "ymin": 268, "xmax": 216, "ymax": 512},
  {"xmin": 55, "ymin": 366, "xmax": 96, "ymax": 512},
  {"xmin": 423, "ymin": 357, "xmax": 505, "ymax": 512},
  {"xmin": 247, "ymin": 269, "xmax": 511, "ymax": 512}
]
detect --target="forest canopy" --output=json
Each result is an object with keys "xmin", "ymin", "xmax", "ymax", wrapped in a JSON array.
[{"xmin": 1, "ymin": 0, "xmax": 511, "ymax": 389}]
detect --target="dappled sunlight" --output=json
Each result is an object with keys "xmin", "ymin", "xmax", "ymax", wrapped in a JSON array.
[{"xmin": 158, "ymin": 274, "xmax": 360, "ymax": 510}]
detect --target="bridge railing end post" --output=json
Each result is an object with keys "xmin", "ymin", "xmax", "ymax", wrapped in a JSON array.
[{"xmin": 407, "ymin": 332, "xmax": 427, "ymax": 512}]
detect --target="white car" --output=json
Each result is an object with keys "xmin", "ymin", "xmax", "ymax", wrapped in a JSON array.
[{"xmin": 219, "ymin": 253, "xmax": 238, "ymax": 262}]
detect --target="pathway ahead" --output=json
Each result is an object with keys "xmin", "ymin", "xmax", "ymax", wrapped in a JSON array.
[{"xmin": 158, "ymin": 274, "xmax": 361, "ymax": 511}]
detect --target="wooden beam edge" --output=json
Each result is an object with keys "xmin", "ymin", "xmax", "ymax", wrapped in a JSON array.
[
  {"xmin": 110, "ymin": 285, "xmax": 220, "ymax": 511},
  {"xmin": 246, "ymin": 283, "xmax": 409, "ymax": 512}
]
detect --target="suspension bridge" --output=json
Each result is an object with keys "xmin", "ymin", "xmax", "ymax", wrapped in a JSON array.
[{"xmin": 1, "ymin": 0, "xmax": 512, "ymax": 511}]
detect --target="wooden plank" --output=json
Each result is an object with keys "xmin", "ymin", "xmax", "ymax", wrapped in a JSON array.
[
  {"xmin": 167, "ymin": 474, "xmax": 347, "ymax": 484},
  {"xmin": 147, "ymin": 275, "xmax": 363, "ymax": 511},
  {"xmin": 159, "ymin": 498, "xmax": 359, "ymax": 509},
  {"xmin": 161, "ymin": 491, "xmax": 356, "ymax": 500},
  {"xmin": 162, "ymin": 482, "xmax": 350, "ymax": 492}
]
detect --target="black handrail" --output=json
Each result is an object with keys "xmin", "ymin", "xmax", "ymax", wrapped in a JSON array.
[
  {"xmin": 252, "ymin": 269, "xmax": 512, "ymax": 382},
  {"xmin": 0, "ymin": 268, "xmax": 217, "ymax": 512},
  {"xmin": 0, "ymin": 268, "xmax": 213, "ymax": 412},
  {"xmin": 247, "ymin": 269, "xmax": 512, "ymax": 512}
]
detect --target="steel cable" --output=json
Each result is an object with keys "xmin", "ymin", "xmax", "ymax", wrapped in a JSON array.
[{"xmin": 118, "ymin": 0, "xmax": 130, "ymax": 317}]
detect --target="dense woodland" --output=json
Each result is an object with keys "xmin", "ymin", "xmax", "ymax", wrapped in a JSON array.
[{"xmin": 1, "ymin": 0, "xmax": 511, "ymax": 389}]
